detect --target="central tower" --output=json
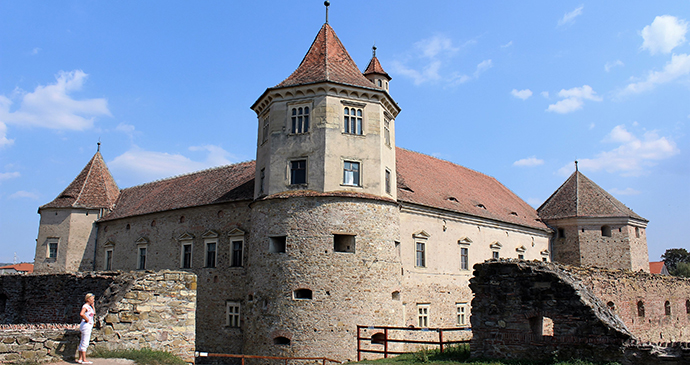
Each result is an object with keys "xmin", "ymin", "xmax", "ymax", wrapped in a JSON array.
[{"xmin": 251, "ymin": 20, "xmax": 400, "ymax": 200}]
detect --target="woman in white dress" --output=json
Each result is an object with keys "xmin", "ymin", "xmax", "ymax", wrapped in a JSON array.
[{"xmin": 77, "ymin": 293, "xmax": 95, "ymax": 364}]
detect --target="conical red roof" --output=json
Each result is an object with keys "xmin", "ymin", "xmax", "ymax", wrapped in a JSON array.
[
  {"xmin": 537, "ymin": 171, "xmax": 646, "ymax": 221},
  {"xmin": 363, "ymin": 55, "xmax": 391, "ymax": 80},
  {"xmin": 40, "ymin": 151, "xmax": 120, "ymax": 210},
  {"xmin": 276, "ymin": 23, "xmax": 375, "ymax": 89}
]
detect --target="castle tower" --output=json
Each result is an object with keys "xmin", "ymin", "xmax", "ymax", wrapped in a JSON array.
[
  {"xmin": 251, "ymin": 20, "xmax": 401, "ymax": 201},
  {"xmin": 363, "ymin": 46, "xmax": 392, "ymax": 92},
  {"xmin": 537, "ymin": 168, "xmax": 649, "ymax": 272},
  {"xmin": 34, "ymin": 147, "xmax": 119, "ymax": 273}
]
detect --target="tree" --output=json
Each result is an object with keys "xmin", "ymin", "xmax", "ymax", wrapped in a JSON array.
[
  {"xmin": 661, "ymin": 248, "xmax": 690, "ymax": 276},
  {"xmin": 674, "ymin": 262, "xmax": 690, "ymax": 278}
]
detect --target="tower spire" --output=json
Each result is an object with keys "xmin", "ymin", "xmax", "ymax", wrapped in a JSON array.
[
  {"xmin": 575, "ymin": 160, "xmax": 578, "ymax": 172},
  {"xmin": 324, "ymin": 1, "xmax": 330, "ymax": 24}
]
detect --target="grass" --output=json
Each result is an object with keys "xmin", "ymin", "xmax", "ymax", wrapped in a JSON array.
[
  {"xmin": 90, "ymin": 348, "xmax": 187, "ymax": 365},
  {"xmin": 352, "ymin": 345, "xmax": 621, "ymax": 365}
]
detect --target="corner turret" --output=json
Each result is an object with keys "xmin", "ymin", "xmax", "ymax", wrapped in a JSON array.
[{"xmin": 363, "ymin": 46, "xmax": 392, "ymax": 92}]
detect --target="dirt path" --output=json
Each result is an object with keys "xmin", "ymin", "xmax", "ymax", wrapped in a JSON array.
[{"xmin": 49, "ymin": 359, "xmax": 136, "ymax": 365}]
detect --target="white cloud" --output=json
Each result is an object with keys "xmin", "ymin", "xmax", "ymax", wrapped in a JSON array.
[
  {"xmin": 541, "ymin": 91, "xmax": 549, "ymax": 99},
  {"xmin": 589, "ymin": 123, "xmax": 596, "ymax": 130},
  {"xmin": 511, "ymin": 89, "xmax": 533, "ymax": 100},
  {"xmin": 0, "ymin": 121, "xmax": 13, "ymax": 147},
  {"xmin": 557, "ymin": 124, "xmax": 679, "ymax": 176},
  {"xmin": 605, "ymin": 60, "xmax": 624, "ymax": 72},
  {"xmin": 474, "ymin": 59, "xmax": 493, "ymax": 77},
  {"xmin": 641, "ymin": 15, "xmax": 688, "ymax": 55},
  {"xmin": 546, "ymin": 85, "xmax": 602, "ymax": 114},
  {"xmin": 116, "ymin": 123, "xmax": 135, "ymax": 134},
  {"xmin": 558, "ymin": 5, "xmax": 584, "ymax": 27},
  {"xmin": 9, "ymin": 191, "xmax": 39, "ymax": 200},
  {"xmin": 501, "ymin": 41, "xmax": 513, "ymax": 48},
  {"xmin": 108, "ymin": 145, "xmax": 238, "ymax": 184},
  {"xmin": 620, "ymin": 53, "xmax": 690, "ymax": 94},
  {"xmin": 609, "ymin": 187, "xmax": 641, "ymax": 196},
  {"xmin": 31, "ymin": 48, "xmax": 41, "ymax": 55},
  {"xmin": 0, "ymin": 171, "xmax": 20, "ymax": 181},
  {"xmin": 0, "ymin": 70, "xmax": 111, "ymax": 132},
  {"xmin": 391, "ymin": 35, "xmax": 482, "ymax": 86},
  {"xmin": 448, "ymin": 59, "xmax": 493, "ymax": 86},
  {"xmin": 513, "ymin": 157, "xmax": 544, "ymax": 167}
]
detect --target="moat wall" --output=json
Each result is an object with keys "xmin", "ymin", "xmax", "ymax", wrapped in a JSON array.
[{"xmin": 0, "ymin": 271, "xmax": 196, "ymax": 363}]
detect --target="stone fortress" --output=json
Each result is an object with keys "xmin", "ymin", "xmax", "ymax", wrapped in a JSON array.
[{"xmin": 22, "ymin": 4, "xmax": 689, "ymax": 364}]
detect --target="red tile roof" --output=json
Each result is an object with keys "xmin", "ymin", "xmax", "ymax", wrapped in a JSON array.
[
  {"xmin": 100, "ymin": 161, "xmax": 255, "ymax": 222},
  {"xmin": 0, "ymin": 263, "xmax": 34, "ymax": 273},
  {"xmin": 396, "ymin": 148, "xmax": 548, "ymax": 231},
  {"xmin": 275, "ymin": 23, "xmax": 375, "ymax": 89},
  {"xmin": 40, "ymin": 152, "xmax": 119, "ymax": 210},
  {"xmin": 537, "ymin": 171, "xmax": 646, "ymax": 221},
  {"xmin": 649, "ymin": 261, "xmax": 669, "ymax": 275},
  {"xmin": 363, "ymin": 55, "xmax": 391, "ymax": 80}
]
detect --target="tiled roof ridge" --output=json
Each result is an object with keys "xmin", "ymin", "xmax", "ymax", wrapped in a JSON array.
[
  {"xmin": 536, "ymin": 170, "xmax": 575, "ymax": 213},
  {"xmin": 396, "ymin": 147, "xmax": 497, "ymax": 180},
  {"xmin": 577, "ymin": 171, "xmax": 645, "ymax": 220},
  {"xmin": 74, "ymin": 153, "xmax": 98, "ymax": 207},
  {"xmin": 119, "ymin": 160, "xmax": 255, "ymax": 191}
]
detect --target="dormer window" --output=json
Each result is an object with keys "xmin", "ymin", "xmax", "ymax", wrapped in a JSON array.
[
  {"xmin": 291, "ymin": 107, "xmax": 309, "ymax": 134},
  {"xmin": 344, "ymin": 107, "xmax": 363, "ymax": 135}
]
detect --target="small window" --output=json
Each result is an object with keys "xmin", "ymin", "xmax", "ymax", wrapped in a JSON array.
[
  {"xmin": 290, "ymin": 160, "xmax": 307, "ymax": 185},
  {"xmin": 47, "ymin": 241, "xmax": 58, "ymax": 259},
  {"xmin": 416, "ymin": 242, "xmax": 426, "ymax": 267},
  {"xmin": 150, "ymin": 220, "xmax": 156, "ymax": 227},
  {"xmin": 542, "ymin": 257, "xmax": 548, "ymax": 262},
  {"xmin": 105, "ymin": 249, "xmax": 113, "ymax": 270},
  {"xmin": 391, "ymin": 291, "xmax": 400, "ymax": 300},
  {"xmin": 181, "ymin": 243, "xmax": 192, "ymax": 269},
  {"xmin": 259, "ymin": 168, "xmax": 265, "ymax": 195},
  {"xmin": 460, "ymin": 247, "xmax": 469, "ymax": 270},
  {"xmin": 138, "ymin": 247, "xmax": 147, "ymax": 270},
  {"xmin": 665, "ymin": 301, "xmax": 671, "ymax": 316},
  {"xmin": 371, "ymin": 332, "xmax": 386, "ymax": 344},
  {"xmin": 607, "ymin": 301, "xmax": 615, "ymax": 311},
  {"xmin": 126, "ymin": 224, "xmax": 131, "ymax": 230},
  {"xmin": 384, "ymin": 119, "xmax": 391, "ymax": 147},
  {"xmin": 343, "ymin": 161, "xmax": 360, "ymax": 186},
  {"xmin": 262, "ymin": 116, "xmax": 270, "ymax": 143},
  {"xmin": 179, "ymin": 216, "xmax": 185, "ymax": 223},
  {"xmin": 226, "ymin": 301, "xmax": 240, "ymax": 327},
  {"xmin": 294, "ymin": 289, "xmax": 313, "ymax": 300},
  {"xmin": 456, "ymin": 303, "xmax": 469, "ymax": 325},
  {"xmin": 518, "ymin": 254, "xmax": 524, "ymax": 260},
  {"xmin": 344, "ymin": 107, "xmax": 363, "ymax": 135},
  {"xmin": 637, "ymin": 301, "xmax": 645, "ymax": 317},
  {"xmin": 377, "ymin": 79, "xmax": 382, "ymax": 87},
  {"xmin": 274, "ymin": 336, "xmax": 291, "ymax": 345},
  {"xmin": 686, "ymin": 300, "xmax": 690, "ymax": 314},
  {"xmin": 557, "ymin": 228, "xmax": 565, "ymax": 238},
  {"xmin": 269, "ymin": 236, "xmax": 286, "ymax": 253},
  {"xmin": 231, "ymin": 240, "xmax": 243, "ymax": 267},
  {"xmin": 635, "ymin": 227, "xmax": 640, "ymax": 238},
  {"xmin": 601, "ymin": 225, "xmax": 612, "ymax": 237},
  {"xmin": 334, "ymin": 234, "xmax": 355, "ymax": 253},
  {"xmin": 205, "ymin": 240, "xmax": 217, "ymax": 268},
  {"xmin": 385, "ymin": 169, "xmax": 391, "ymax": 194},
  {"xmin": 291, "ymin": 106, "xmax": 310, "ymax": 134},
  {"xmin": 417, "ymin": 304, "xmax": 429, "ymax": 327},
  {"xmin": 492, "ymin": 251, "xmax": 499, "ymax": 260}
]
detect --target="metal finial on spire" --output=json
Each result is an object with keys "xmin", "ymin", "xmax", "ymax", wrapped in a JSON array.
[
  {"xmin": 372, "ymin": 45, "xmax": 377, "ymax": 57},
  {"xmin": 324, "ymin": 1, "xmax": 330, "ymax": 24},
  {"xmin": 575, "ymin": 160, "xmax": 578, "ymax": 171},
  {"xmin": 97, "ymin": 139, "xmax": 101, "ymax": 152}
]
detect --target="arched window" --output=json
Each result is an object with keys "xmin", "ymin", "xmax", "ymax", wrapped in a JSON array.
[
  {"xmin": 637, "ymin": 301, "xmax": 645, "ymax": 317},
  {"xmin": 371, "ymin": 332, "xmax": 386, "ymax": 344},
  {"xmin": 274, "ymin": 336, "xmax": 291, "ymax": 345},
  {"xmin": 601, "ymin": 225, "xmax": 612, "ymax": 237},
  {"xmin": 293, "ymin": 289, "xmax": 313, "ymax": 300},
  {"xmin": 607, "ymin": 301, "xmax": 615, "ymax": 311},
  {"xmin": 665, "ymin": 301, "xmax": 671, "ymax": 316}
]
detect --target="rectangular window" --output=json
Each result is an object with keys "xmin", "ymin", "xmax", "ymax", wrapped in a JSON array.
[
  {"xmin": 205, "ymin": 241, "xmax": 217, "ymax": 268},
  {"xmin": 259, "ymin": 168, "xmax": 265, "ymax": 195},
  {"xmin": 343, "ymin": 161, "xmax": 360, "ymax": 186},
  {"xmin": 343, "ymin": 107, "xmax": 363, "ymax": 135},
  {"xmin": 262, "ymin": 117, "xmax": 269, "ymax": 143},
  {"xmin": 416, "ymin": 242, "xmax": 426, "ymax": 267},
  {"xmin": 460, "ymin": 247, "xmax": 468, "ymax": 270},
  {"xmin": 291, "ymin": 106, "xmax": 310, "ymax": 134},
  {"xmin": 269, "ymin": 236, "xmax": 287, "ymax": 253},
  {"xmin": 231, "ymin": 240, "xmax": 243, "ymax": 267},
  {"xmin": 138, "ymin": 247, "xmax": 147, "ymax": 270},
  {"xmin": 456, "ymin": 303, "xmax": 468, "ymax": 325},
  {"xmin": 384, "ymin": 119, "xmax": 391, "ymax": 146},
  {"xmin": 417, "ymin": 304, "xmax": 429, "ymax": 328},
  {"xmin": 385, "ymin": 169, "xmax": 391, "ymax": 194},
  {"xmin": 557, "ymin": 228, "xmax": 565, "ymax": 238},
  {"xmin": 226, "ymin": 301, "xmax": 240, "ymax": 328},
  {"xmin": 492, "ymin": 251, "xmax": 499, "ymax": 260},
  {"xmin": 290, "ymin": 160, "xmax": 307, "ymax": 185},
  {"xmin": 105, "ymin": 249, "xmax": 113, "ymax": 270},
  {"xmin": 48, "ymin": 241, "xmax": 58, "ymax": 259},
  {"xmin": 333, "ymin": 234, "xmax": 355, "ymax": 253},
  {"xmin": 518, "ymin": 254, "xmax": 525, "ymax": 260},
  {"xmin": 181, "ymin": 243, "xmax": 192, "ymax": 269}
]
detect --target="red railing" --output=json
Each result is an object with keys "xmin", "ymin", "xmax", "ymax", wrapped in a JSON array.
[
  {"xmin": 195, "ymin": 352, "xmax": 341, "ymax": 365},
  {"xmin": 356, "ymin": 325, "xmax": 471, "ymax": 361}
]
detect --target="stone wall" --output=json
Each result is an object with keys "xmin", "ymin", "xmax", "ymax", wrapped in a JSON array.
[
  {"xmin": 0, "ymin": 270, "xmax": 196, "ymax": 363},
  {"xmin": 469, "ymin": 260, "xmax": 690, "ymax": 364}
]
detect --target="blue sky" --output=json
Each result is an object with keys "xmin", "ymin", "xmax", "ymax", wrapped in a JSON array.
[{"xmin": 1, "ymin": 1, "xmax": 688, "ymax": 264}]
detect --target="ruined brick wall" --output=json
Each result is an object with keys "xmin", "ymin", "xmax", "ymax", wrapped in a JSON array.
[
  {"xmin": 568, "ymin": 266, "xmax": 690, "ymax": 342},
  {"xmin": 0, "ymin": 271, "xmax": 196, "ymax": 363},
  {"xmin": 469, "ymin": 260, "xmax": 633, "ymax": 363},
  {"xmin": 243, "ymin": 196, "xmax": 404, "ymax": 362}
]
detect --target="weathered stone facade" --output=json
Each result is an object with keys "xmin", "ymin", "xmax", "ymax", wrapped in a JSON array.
[
  {"xmin": 0, "ymin": 271, "xmax": 196, "ymax": 363},
  {"xmin": 470, "ymin": 260, "xmax": 690, "ymax": 364}
]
